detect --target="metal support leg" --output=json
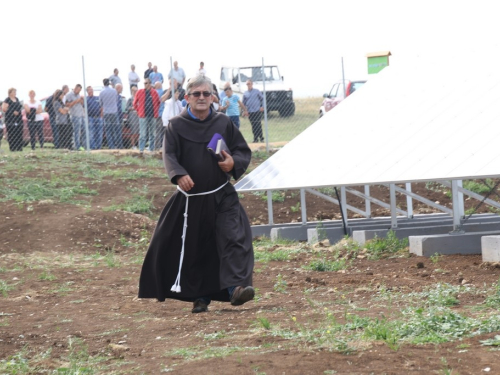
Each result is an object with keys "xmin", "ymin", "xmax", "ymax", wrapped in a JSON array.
[
  {"xmin": 300, "ymin": 189, "xmax": 307, "ymax": 225},
  {"xmin": 451, "ymin": 180, "xmax": 463, "ymax": 233},
  {"xmin": 390, "ymin": 183, "xmax": 398, "ymax": 229},
  {"xmin": 364, "ymin": 185, "xmax": 371, "ymax": 218},
  {"xmin": 405, "ymin": 182, "xmax": 414, "ymax": 218},
  {"xmin": 457, "ymin": 180, "xmax": 465, "ymax": 219},
  {"xmin": 267, "ymin": 190, "xmax": 274, "ymax": 225},
  {"xmin": 340, "ymin": 186, "xmax": 349, "ymax": 229}
]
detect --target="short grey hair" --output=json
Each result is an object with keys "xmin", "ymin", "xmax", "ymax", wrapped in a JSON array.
[{"xmin": 186, "ymin": 75, "xmax": 212, "ymax": 94}]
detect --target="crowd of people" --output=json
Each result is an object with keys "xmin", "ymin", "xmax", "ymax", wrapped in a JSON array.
[
  {"xmin": 0, "ymin": 60, "xmax": 266, "ymax": 153},
  {"xmin": 1, "ymin": 69, "xmax": 263, "ymax": 314}
]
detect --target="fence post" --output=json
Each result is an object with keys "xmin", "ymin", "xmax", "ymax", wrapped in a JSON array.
[
  {"xmin": 82, "ymin": 56, "xmax": 91, "ymax": 151},
  {"xmin": 262, "ymin": 57, "xmax": 269, "ymax": 153}
]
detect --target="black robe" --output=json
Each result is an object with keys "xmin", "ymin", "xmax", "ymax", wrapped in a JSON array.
[{"xmin": 138, "ymin": 107, "xmax": 254, "ymax": 302}]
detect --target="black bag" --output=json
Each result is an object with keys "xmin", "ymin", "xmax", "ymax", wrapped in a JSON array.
[{"xmin": 28, "ymin": 107, "xmax": 37, "ymax": 121}]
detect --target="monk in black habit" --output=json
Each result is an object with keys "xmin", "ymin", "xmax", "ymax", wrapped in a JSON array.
[{"xmin": 138, "ymin": 75, "xmax": 255, "ymax": 313}]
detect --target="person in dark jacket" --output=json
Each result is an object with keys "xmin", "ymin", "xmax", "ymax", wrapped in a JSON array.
[
  {"xmin": 86, "ymin": 86, "xmax": 102, "ymax": 149},
  {"xmin": 138, "ymin": 75, "xmax": 255, "ymax": 314},
  {"xmin": 52, "ymin": 89, "xmax": 72, "ymax": 150},
  {"xmin": 1, "ymin": 88, "xmax": 24, "ymax": 151},
  {"xmin": 44, "ymin": 93, "xmax": 59, "ymax": 148}
]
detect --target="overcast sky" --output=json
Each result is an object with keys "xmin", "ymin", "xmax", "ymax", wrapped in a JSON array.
[{"xmin": 1, "ymin": 0, "xmax": 498, "ymax": 100}]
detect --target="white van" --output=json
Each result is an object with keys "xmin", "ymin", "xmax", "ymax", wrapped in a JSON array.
[{"xmin": 219, "ymin": 65, "xmax": 295, "ymax": 117}]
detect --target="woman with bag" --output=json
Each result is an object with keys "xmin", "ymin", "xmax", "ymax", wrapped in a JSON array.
[
  {"xmin": 24, "ymin": 90, "xmax": 44, "ymax": 150},
  {"xmin": 1, "ymin": 88, "xmax": 24, "ymax": 151}
]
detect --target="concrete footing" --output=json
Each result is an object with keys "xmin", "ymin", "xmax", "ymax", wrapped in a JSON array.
[
  {"xmin": 250, "ymin": 214, "xmax": 500, "ymax": 261},
  {"xmin": 354, "ymin": 222, "xmax": 500, "ymax": 245},
  {"xmin": 307, "ymin": 227, "xmax": 350, "ymax": 245},
  {"xmin": 409, "ymin": 230, "xmax": 500, "ymax": 257},
  {"xmin": 270, "ymin": 226, "xmax": 309, "ymax": 241},
  {"xmin": 481, "ymin": 235, "xmax": 500, "ymax": 262}
]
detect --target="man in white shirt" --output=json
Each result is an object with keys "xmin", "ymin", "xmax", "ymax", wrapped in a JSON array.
[
  {"xmin": 161, "ymin": 90, "xmax": 183, "ymax": 126},
  {"xmin": 168, "ymin": 61, "xmax": 186, "ymax": 88},
  {"xmin": 128, "ymin": 64, "xmax": 140, "ymax": 90},
  {"xmin": 197, "ymin": 61, "xmax": 207, "ymax": 77}
]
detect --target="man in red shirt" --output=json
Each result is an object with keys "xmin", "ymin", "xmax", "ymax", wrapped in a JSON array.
[{"xmin": 133, "ymin": 78, "xmax": 160, "ymax": 154}]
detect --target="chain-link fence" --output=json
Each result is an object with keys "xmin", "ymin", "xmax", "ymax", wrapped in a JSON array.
[{"xmin": 0, "ymin": 58, "xmax": 326, "ymax": 154}]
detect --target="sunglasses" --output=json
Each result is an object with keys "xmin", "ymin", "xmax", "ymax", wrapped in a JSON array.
[
  {"xmin": 224, "ymin": 88, "xmax": 231, "ymax": 91},
  {"xmin": 188, "ymin": 91, "xmax": 212, "ymax": 97}
]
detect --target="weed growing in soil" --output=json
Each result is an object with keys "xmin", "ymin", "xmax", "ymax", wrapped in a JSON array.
[
  {"xmin": 430, "ymin": 252, "xmax": 442, "ymax": 264},
  {"xmin": 484, "ymin": 277, "xmax": 500, "ymax": 308},
  {"xmin": 255, "ymin": 317, "xmax": 272, "ymax": 330},
  {"xmin": 332, "ymin": 230, "xmax": 409, "ymax": 260},
  {"xmin": 273, "ymin": 274, "xmax": 288, "ymax": 293},
  {"xmin": 198, "ymin": 330, "xmax": 227, "ymax": 340},
  {"xmin": 104, "ymin": 188, "xmax": 155, "ymax": 216},
  {"xmin": 38, "ymin": 271, "xmax": 56, "ymax": 281},
  {"xmin": 0, "ymin": 279, "xmax": 19, "ymax": 297},
  {"xmin": 463, "ymin": 179, "xmax": 495, "ymax": 195},
  {"xmin": 480, "ymin": 335, "xmax": 500, "ymax": 346},
  {"xmin": 306, "ymin": 258, "xmax": 348, "ymax": 272}
]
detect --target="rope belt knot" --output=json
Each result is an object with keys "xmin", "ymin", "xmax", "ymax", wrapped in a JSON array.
[{"xmin": 171, "ymin": 180, "xmax": 229, "ymax": 293}]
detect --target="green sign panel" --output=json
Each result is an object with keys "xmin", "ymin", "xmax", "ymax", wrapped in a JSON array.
[{"xmin": 368, "ymin": 56, "xmax": 389, "ymax": 74}]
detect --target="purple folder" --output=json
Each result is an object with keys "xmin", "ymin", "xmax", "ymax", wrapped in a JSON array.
[{"xmin": 207, "ymin": 133, "xmax": 230, "ymax": 161}]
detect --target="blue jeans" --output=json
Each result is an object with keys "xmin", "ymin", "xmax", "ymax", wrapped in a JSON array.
[
  {"xmin": 88, "ymin": 117, "xmax": 103, "ymax": 150},
  {"xmin": 198, "ymin": 286, "xmax": 235, "ymax": 306},
  {"xmin": 139, "ymin": 117, "xmax": 156, "ymax": 152},
  {"xmin": 71, "ymin": 116, "xmax": 86, "ymax": 150},
  {"xmin": 103, "ymin": 113, "xmax": 122, "ymax": 149},
  {"xmin": 229, "ymin": 115, "xmax": 240, "ymax": 129}
]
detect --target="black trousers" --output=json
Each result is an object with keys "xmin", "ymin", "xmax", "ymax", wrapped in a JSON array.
[
  {"xmin": 248, "ymin": 112, "xmax": 263, "ymax": 142},
  {"xmin": 28, "ymin": 120, "xmax": 44, "ymax": 150},
  {"xmin": 6, "ymin": 123, "xmax": 23, "ymax": 151},
  {"xmin": 58, "ymin": 123, "xmax": 73, "ymax": 150}
]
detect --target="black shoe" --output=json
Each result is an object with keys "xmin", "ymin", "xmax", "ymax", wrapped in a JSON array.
[
  {"xmin": 192, "ymin": 299, "xmax": 208, "ymax": 313},
  {"xmin": 253, "ymin": 139, "xmax": 258, "ymax": 143},
  {"xmin": 230, "ymin": 286, "xmax": 255, "ymax": 306}
]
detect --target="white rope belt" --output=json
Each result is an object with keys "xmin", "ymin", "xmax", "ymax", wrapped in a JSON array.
[{"xmin": 171, "ymin": 180, "xmax": 229, "ymax": 293}]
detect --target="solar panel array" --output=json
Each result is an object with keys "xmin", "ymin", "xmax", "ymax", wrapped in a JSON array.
[{"xmin": 235, "ymin": 55, "xmax": 500, "ymax": 192}]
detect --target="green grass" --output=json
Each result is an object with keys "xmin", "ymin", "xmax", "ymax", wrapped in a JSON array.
[
  {"xmin": 463, "ymin": 179, "xmax": 495, "ymax": 195},
  {"xmin": 38, "ymin": 271, "xmax": 56, "ymax": 281},
  {"xmin": 238, "ymin": 97, "xmax": 321, "ymax": 143},
  {"xmin": 103, "ymin": 189, "xmax": 155, "ymax": 216},
  {"xmin": 0, "ymin": 337, "xmax": 108, "ymax": 374},
  {"xmin": 305, "ymin": 258, "xmax": 348, "ymax": 272},
  {"xmin": 254, "ymin": 248, "xmax": 300, "ymax": 262},
  {"xmin": 333, "ymin": 230, "xmax": 409, "ymax": 260},
  {"xmin": 255, "ymin": 317, "xmax": 272, "ymax": 330},
  {"xmin": 0, "ymin": 279, "xmax": 15, "ymax": 297},
  {"xmin": 253, "ymin": 236, "xmax": 309, "ymax": 263},
  {"xmin": 0, "ymin": 177, "xmax": 98, "ymax": 204}
]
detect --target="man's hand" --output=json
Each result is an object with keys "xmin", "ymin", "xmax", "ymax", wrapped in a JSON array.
[
  {"xmin": 218, "ymin": 150, "xmax": 234, "ymax": 173},
  {"xmin": 177, "ymin": 175, "xmax": 194, "ymax": 191}
]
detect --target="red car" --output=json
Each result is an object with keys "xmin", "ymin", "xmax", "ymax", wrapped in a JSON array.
[{"xmin": 319, "ymin": 79, "xmax": 366, "ymax": 118}]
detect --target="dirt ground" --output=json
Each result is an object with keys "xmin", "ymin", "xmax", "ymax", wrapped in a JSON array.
[{"xmin": 2, "ymin": 149, "xmax": 500, "ymax": 374}]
